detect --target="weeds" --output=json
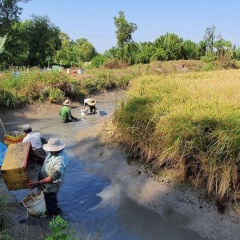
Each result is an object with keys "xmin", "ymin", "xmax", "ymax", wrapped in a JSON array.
[
  {"xmin": 0, "ymin": 193, "xmax": 10, "ymax": 230},
  {"xmin": 44, "ymin": 216, "xmax": 76, "ymax": 240},
  {"xmin": 44, "ymin": 216, "xmax": 103, "ymax": 240},
  {"xmin": 0, "ymin": 192, "xmax": 13, "ymax": 240}
]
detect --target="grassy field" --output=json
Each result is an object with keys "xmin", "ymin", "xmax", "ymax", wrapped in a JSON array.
[{"xmin": 113, "ymin": 69, "xmax": 240, "ymax": 208}]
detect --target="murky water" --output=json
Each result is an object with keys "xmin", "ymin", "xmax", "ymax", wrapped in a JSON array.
[{"xmin": 0, "ymin": 92, "xmax": 210, "ymax": 239}]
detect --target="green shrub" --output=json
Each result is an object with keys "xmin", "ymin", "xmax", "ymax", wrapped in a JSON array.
[
  {"xmin": 45, "ymin": 216, "xmax": 76, "ymax": 240},
  {"xmin": 89, "ymin": 55, "xmax": 107, "ymax": 68},
  {"xmin": 44, "ymin": 216, "xmax": 103, "ymax": 240},
  {"xmin": 201, "ymin": 52, "xmax": 216, "ymax": 63}
]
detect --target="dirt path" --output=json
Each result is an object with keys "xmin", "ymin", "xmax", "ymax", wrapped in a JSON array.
[{"xmin": 1, "ymin": 90, "xmax": 240, "ymax": 240}]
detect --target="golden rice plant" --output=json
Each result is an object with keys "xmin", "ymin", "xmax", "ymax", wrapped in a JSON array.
[{"xmin": 113, "ymin": 69, "xmax": 240, "ymax": 204}]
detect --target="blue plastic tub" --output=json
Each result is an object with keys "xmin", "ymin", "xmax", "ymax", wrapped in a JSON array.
[{"xmin": 0, "ymin": 142, "xmax": 7, "ymax": 166}]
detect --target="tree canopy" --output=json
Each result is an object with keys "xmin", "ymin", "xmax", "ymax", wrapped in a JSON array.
[
  {"xmin": 23, "ymin": 15, "xmax": 61, "ymax": 67},
  {"xmin": 0, "ymin": 0, "xmax": 30, "ymax": 35}
]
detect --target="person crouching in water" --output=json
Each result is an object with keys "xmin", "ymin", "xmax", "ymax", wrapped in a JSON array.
[
  {"xmin": 84, "ymin": 98, "xmax": 98, "ymax": 114},
  {"xmin": 59, "ymin": 99, "xmax": 77, "ymax": 123},
  {"xmin": 27, "ymin": 138, "xmax": 68, "ymax": 215}
]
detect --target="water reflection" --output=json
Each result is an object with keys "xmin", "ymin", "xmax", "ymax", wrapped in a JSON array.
[{"xmin": 115, "ymin": 197, "xmax": 209, "ymax": 240}]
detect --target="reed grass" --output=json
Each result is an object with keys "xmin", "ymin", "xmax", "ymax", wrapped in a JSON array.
[{"xmin": 113, "ymin": 69, "xmax": 240, "ymax": 205}]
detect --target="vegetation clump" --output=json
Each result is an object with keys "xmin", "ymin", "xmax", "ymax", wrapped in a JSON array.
[
  {"xmin": 0, "ymin": 67, "xmax": 132, "ymax": 108},
  {"xmin": 113, "ymin": 69, "xmax": 240, "ymax": 209}
]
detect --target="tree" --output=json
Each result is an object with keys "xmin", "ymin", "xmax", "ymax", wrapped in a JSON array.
[
  {"xmin": 203, "ymin": 25, "xmax": 216, "ymax": 53},
  {"xmin": 0, "ymin": 0, "xmax": 30, "ymax": 35},
  {"xmin": 54, "ymin": 36, "xmax": 97, "ymax": 66},
  {"xmin": 213, "ymin": 35, "xmax": 232, "ymax": 61},
  {"xmin": 75, "ymin": 38, "xmax": 88, "ymax": 46},
  {"xmin": 1, "ymin": 21, "xmax": 29, "ymax": 67},
  {"xmin": 113, "ymin": 10, "xmax": 137, "ymax": 47},
  {"xmin": 73, "ymin": 38, "xmax": 97, "ymax": 63},
  {"xmin": 23, "ymin": 15, "xmax": 61, "ymax": 67},
  {"xmin": 53, "ymin": 32, "xmax": 73, "ymax": 66}
]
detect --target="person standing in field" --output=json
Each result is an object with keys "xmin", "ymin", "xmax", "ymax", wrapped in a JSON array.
[
  {"xmin": 27, "ymin": 138, "xmax": 68, "ymax": 215},
  {"xmin": 59, "ymin": 99, "xmax": 77, "ymax": 123}
]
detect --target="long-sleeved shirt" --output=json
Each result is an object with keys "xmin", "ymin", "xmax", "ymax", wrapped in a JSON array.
[{"xmin": 39, "ymin": 151, "xmax": 68, "ymax": 193}]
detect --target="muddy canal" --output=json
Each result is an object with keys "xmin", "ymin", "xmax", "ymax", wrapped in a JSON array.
[{"xmin": 0, "ymin": 91, "xmax": 209, "ymax": 239}]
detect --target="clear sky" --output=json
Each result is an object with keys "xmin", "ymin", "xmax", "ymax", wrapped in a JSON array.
[{"xmin": 18, "ymin": 0, "xmax": 240, "ymax": 54}]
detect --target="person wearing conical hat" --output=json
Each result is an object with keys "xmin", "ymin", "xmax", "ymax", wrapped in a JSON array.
[
  {"xmin": 59, "ymin": 99, "xmax": 77, "ymax": 123},
  {"xmin": 84, "ymin": 98, "xmax": 98, "ymax": 114}
]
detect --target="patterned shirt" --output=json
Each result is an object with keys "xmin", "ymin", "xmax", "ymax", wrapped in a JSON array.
[{"xmin": 39, "ymin": 151, "xmax": 68, "ymax": 193}]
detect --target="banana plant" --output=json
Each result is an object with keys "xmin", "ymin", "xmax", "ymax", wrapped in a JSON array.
[
  {"xmin": 154, "ymin": 33, "xmax": 183, "ymax": 60},
  {"xmin": 181, "ymin": 40, "xmax": 199, "ymax": 59}
]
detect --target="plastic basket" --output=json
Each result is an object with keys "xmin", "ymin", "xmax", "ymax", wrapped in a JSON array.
[{"xmin": 4, "ymin": 131, "xmax": 26, "ymax": 145}]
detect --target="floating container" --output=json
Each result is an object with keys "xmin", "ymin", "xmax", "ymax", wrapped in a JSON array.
[
  {"xmin": 23, "ymin": 190, "xmax": 47, "ymax": 217},
  {"xmin": 1, "ymin": 142, "xmax": 35, "ymax": 190},
  {"xmin": 4, "ymin": 131, "xmax": 26, "ymax": 145}
]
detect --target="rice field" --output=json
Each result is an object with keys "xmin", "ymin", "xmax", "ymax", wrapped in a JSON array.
[{"xmin": 113, "ymin": 69, "xmax": 240, "ymax": 207}]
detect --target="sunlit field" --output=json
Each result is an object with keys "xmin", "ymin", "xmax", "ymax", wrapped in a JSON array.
[{"xmin": 113, "ymin": 69, "xmax": 240, "ymax": 206}]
